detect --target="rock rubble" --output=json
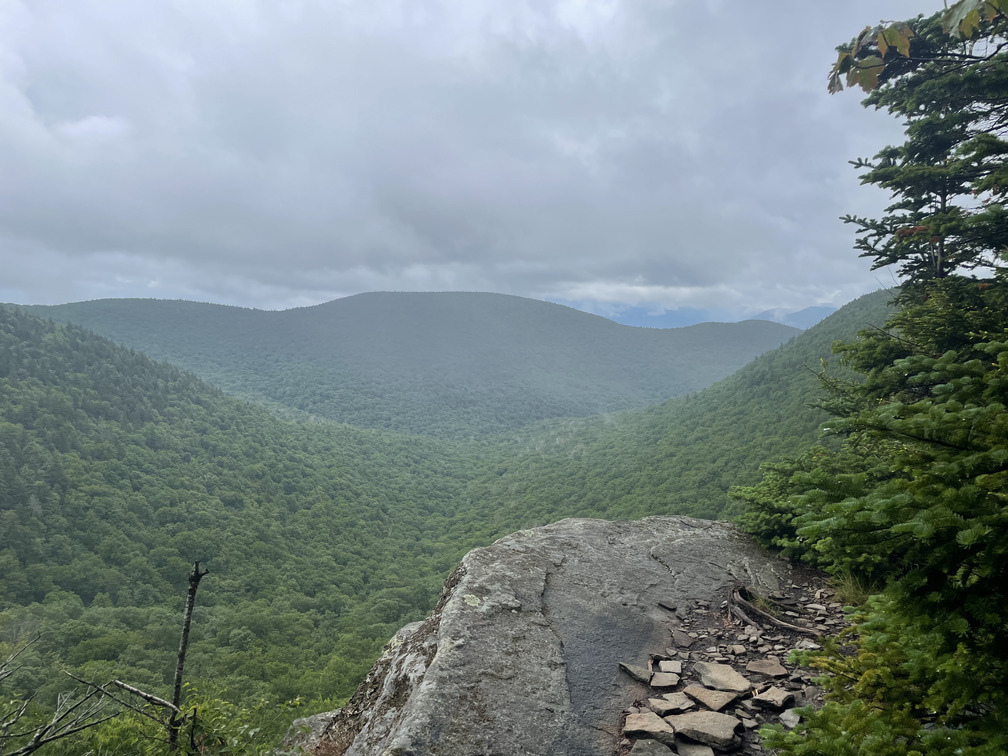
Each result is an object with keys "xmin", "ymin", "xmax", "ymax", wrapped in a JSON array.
[{"xmin": 617, "ymin": 580, "xmax": 846, "ymax": 753}]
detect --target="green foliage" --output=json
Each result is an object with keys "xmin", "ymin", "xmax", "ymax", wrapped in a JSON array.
[
  {"xmin": 467, "ymin": 289, "xmax": 891, "ymax": 526},
  {"xmin": 831, "ymin": 6, "xmax": 1008, "ymax": 282},
  {"xmin": 744, "ymin": 3, "xmax": 1008, "ymax": 748},
  {"xmin": 764, "ymin": 596, "xmax": 1008, "ymax": 756},
  {"xmin": 0, "ymin": 306, "xmax": 482, "ymax": 746},
  {"xmin": 45, "ymin": 685, "xmax": 304, "ymax": 755},
  {"xmin": 744, "ymin": 282, "xmax": 1008, "ymax": 752},
  {"xmin": 25, "ymin": 293, "xmax": 797, "ymax": 439}
]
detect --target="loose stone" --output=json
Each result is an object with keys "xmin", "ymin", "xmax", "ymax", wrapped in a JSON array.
[
  {"xmin": 648, "ymin": 698, "xmax": 685, "ymax": 717},
  {"xmin": 624, "ymin": 712, "xmax": 677, "ymax": 747},
  {"xmin": 746, "ymin": 658, "xmax": 788, "ymax": 677},
  {"xmin": 752, "ymin": 685, "xmax": 796, "ymax": 710},
  {"xmin": 671, "ymin": 629, "xmax": 694, "ymax": 648},
  {"xmin": 664, "ymin": 711, "xmax": 743, "ymax": 749},
  {"xmin": 657, "ymin": 660, "xmax": 682, "ymax": 675},
  {"xmin": 650, "ymin": 672, "xmax": 681, "ymax": 689},
  {"xmin": 675, "ymin": 741, "xmax": 715, "ymax": 756},
  {"xmin": 682, "ymin": 684, "xmax": 738, "ymax": 712},
  {"xmin": 629, "ymin": 738, "xmax": 675, "ymax": 755},
  {"xmin": 620, "ymin": 662, "xmax": 651, "ymax": 684},
  {"xmin": 779, "ymin": 709, "xmax": 802, "ymax": 729},
  {"xmin": 692, "ymin": 661, "xmax": 751, "ymax": 693},
  {"xmin": 659, "ymin": 691, "xmax": 696, "ymax": 713}
]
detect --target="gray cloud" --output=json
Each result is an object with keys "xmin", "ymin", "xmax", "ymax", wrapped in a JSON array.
[{"xmin": 1, "ymin": 0, "xmax": 936, "ymax": 316}]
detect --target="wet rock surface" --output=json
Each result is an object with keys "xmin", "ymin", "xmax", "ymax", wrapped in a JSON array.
[{"xmin": 298, "ymin": 516, "xmax": 844, "ymax": 755}]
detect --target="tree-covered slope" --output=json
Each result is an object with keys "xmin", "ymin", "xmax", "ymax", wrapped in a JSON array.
[
  {"xmin": 0, "ymin": 305, "xmax": 488, "ymax": 710},
  {"xmin": 457, "ymin": 288, "xmax": 896, "ymax": 527},
  {"xmin": 26, "ymin": 293, "xmax": 798, "ymax": 438},
  {"xmin": 0, "ymin": 289, "xmax": 889, "ymax": 749}
]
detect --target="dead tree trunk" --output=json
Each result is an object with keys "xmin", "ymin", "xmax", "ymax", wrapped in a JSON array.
[{"xmin": 168, "ymin": 561, "xmax": 209, "ymax": 752}]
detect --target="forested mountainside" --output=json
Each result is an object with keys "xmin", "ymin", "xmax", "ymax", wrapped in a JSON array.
[
  {"xmin": 26, "ymin": 293, "xmax": 798, "ymax": 438},
  {"xmin": 0, "ymin": 291, "xmax": 885, "ymax": 750},
  {"xmin": 0, "ymin": 306, "xmax": 481, "ymax": 710},
  {"xmin": 462, "ymin": 288, "xmax": 894, "ymax": 523}
]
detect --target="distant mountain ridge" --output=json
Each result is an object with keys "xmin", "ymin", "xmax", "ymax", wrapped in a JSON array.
[
  {"xmin": 26, "ymin": 292, "xmax": 799, "ymax": 438},
  {"xmin": 556, "ymin": 301, "xmax": 839, "ymax": 329},
  {"xmin": 751, "ymin": 305, "xmax": 837, "ymax": 330}
]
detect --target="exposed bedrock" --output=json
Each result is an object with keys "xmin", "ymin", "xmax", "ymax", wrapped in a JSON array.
[{"xmin": 307, "ymin": 516, "xmax": 793, "ymax": 756}]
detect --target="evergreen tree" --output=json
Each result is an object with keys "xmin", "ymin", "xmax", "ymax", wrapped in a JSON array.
[
  {"xmin": 831, "ymin": 1, "xmax": 1008, "ymax": 283},
  {"xmin": 741, "ymin": 2, "xmax": 1008, "ymax": 752}
]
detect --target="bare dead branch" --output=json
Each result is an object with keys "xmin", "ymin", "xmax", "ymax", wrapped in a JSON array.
[{"xmin": 110, "ymin": 680, "xmax": 180, "ymax": 713}]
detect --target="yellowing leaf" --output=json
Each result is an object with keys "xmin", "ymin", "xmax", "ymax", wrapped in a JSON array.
[
  {"xmin": 944, "ymin": 0, "xmax": 985, "ymax": 38},
  {"xmin": 876, "ymin": 25, "xmax": 913, "ymax": 59},
  {"xmin": 889, "ymin": 24, "xmax": 913, "ymax": 57},
  {"xmin": 848, "ymin": 56, "xmax": 885, "ymax": 92},
  {"xmin": 989, "ymin": 0, "xmax": 1008, "ymax": 21},
  {"xmin": 877, "ymin": 31, "xmax": 889, "ymax": 59}
]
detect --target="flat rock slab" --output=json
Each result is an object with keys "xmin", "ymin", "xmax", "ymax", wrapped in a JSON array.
[
  {"xmin": 683, "ymin": 684, "xmax": 738, "ymax": 712},
  {"xmin": 648, "ymin": 692, "xmax": 695, "ymax": 716},
  {"xmin": 671, "ymin": 629, "xmax": 695, "ymax": 648},
  {"xmin": 692, "ymin": 661, "xmax": 751, "ymax": 693},
  {"xmin": 308, "ymin": 516, "xmax": 789, "ymax": 756},
  {"xmin": 661, "ymin": 691, "xmax": 696, "ymax": 712},
  {"xmin": 630, "ymin": 739, "xmax": 675, "ymax": 755},
  {"xmin": 650, "ymin": 672, "xmax": 681, "ymax": 689},
  {"xmin": 780, "ymin": 709, "xmax": 802, "ymax": 729},
  {"xmin": 657, "ymin": 660, "xmax": 682, "ymax": 675},
  {"xmin": 752, "ymin": 685, "xmax": 795, "ymax": 710},
  {"xmin": 628, "ymin": 741, "xmax": 677, "ymax": 756},
  {"xmin": 665, "ymin": 711, "xmax": 743, "ymax": 749},
  {"xmin": 624, "ymin": 712, "xmax": 677, "ymax": 747},
  {"xmin": 676, "ymin": 742, "xmax": 715, "ymax": 756},
  {"xmin": 747, "ymin": 658, "xmax": 788, "ymax": 677},
  {"xmin": 620, "ymin": 662, "xmax": 651, "ymax": 684}
]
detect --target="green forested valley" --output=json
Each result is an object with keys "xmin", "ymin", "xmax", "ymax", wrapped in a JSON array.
[
  {"xmin": 6, "ymin": 1, "xmax": 1007, "ymax": 753},
  {"xmin": 0, "ymin": 290, "xmax": 877, "ymax": 752},
  {"xmin": 26, "ymin": 293, "xmax": 797, "ymax": 439}
]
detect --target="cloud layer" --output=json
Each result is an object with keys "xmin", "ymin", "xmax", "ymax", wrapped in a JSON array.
[{"xmin": 1, "ymin": 1, "xmax": 935, "ymax": 316}]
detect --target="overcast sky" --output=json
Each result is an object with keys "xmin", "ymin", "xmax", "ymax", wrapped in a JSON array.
[{"xmin": 1, "ymin": 0, "xmax": 940, "ymax": 321}]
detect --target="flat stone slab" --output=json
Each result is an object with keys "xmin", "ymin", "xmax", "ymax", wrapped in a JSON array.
[
  {"xmin": 665, "ymin": 711, "xmax": 743, "ymax": 749},
  {"xmin": 659, "ymin": 692, "xmax": 696, "ymax": 714},
  {"xmin": 620, "ymin": 662, "xmax": 651, "ymax": 684},
  {"xmin": 780, "ymin": 709, "xmax": 802, "ymax": 729},
  {"xmin": 647, "ymin": 693, "xmax": 696, "ymax": 716},
  {"xmin": 752, "ymin": 685, "xmax": 795, "ymax": 710},
  {"xmin": 746, "ymin": 658, "xmax": 788, "ymax": 677},
  {"xmin": 624, "ymin": 712, "xmax": 677, "ymax": 747},
  {"xmin": 671, "ymin": 629, "xmax": 695, "ymax": 648},
  {"xmin": 692, "ymin": 662, "xmax": 751, "ymax": 693},
  {"xmin": 657, "ymin": 660, "xmax": 682, "ymax": 675},
  {"xmin": 682, "ymin": 684, "xmax": 738, "ymax": 712},
  {"xmin": 650, "ymin": 672, "xmax": 681, "ymax": 689},
  {"xmin": 675, "ymin": 742, "xmax": 715, "ymax": 756},
  {"xmin": 629, "ymin": 738, "xmax": 675, "ymax": 755}
]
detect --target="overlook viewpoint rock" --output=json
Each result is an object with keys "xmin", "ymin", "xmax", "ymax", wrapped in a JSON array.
[{"xmin": 296, "ymin": 517, "xmax": 836, "ymax": 755}]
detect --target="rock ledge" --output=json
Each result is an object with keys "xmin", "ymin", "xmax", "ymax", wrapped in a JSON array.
[{"xmin": 300, "ymin": 516, "xmax": 833, "ymax": 756}]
